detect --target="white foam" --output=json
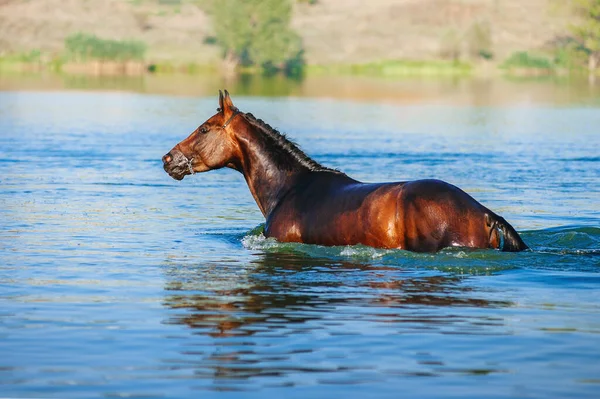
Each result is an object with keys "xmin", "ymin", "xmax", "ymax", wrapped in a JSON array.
[
  {"xmin": 242, "ymin": 232, "xmax": 391, "ymax": 259},
  {"xmin": 241, "ymin": 233, "xmax": 280, "ymax": 250},
  {"xmin": 340, "ymin": 245, "xmax": 388, "ymax": 259}
]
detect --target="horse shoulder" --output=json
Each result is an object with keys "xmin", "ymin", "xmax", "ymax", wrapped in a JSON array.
[{"xmin": 264, "ymin": 188, "xmax": 303, "ymax": 243}]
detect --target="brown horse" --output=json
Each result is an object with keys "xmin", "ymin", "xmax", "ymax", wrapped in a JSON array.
[{"xmin": 163, "ymin": 90, "xmax": 528, "ymax": 253}]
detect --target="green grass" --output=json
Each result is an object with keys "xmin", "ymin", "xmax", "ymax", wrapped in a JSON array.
[
  {"xmin": 306, "ymin": 59, "xmax": 473, "ymax": 77},
  {"xmin": 0, "ymin": 49, "xmax": 42, "ymax": 63},
  {"xmin": 65, "ymin": 33, "xmax": 146, "ymax": 62},
  {"xmin": 147, "ymin": 61, "xmax": 217, "ymax": 74},
  {"xmin": 0, "ymin": 49, "xmax": 48, "ymax": 71}
]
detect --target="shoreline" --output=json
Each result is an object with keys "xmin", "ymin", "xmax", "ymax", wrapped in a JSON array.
[
  {"xmin": 1, "ymin": 56, "xmax": 595, "ymax": 79},
  {"xmin": 1, "ymin": 70, "xmax": 597, "ymax": 108}
]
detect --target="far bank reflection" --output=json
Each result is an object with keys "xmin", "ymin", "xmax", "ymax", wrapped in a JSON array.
[{"xmin": 1, "ymin": 71, "xmax": 599, "ymax": 106}]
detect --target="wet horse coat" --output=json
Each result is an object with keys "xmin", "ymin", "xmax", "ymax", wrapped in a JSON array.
[{"xmin": 163, "ymin": 90, "xmax": 528, "ymax": 253}]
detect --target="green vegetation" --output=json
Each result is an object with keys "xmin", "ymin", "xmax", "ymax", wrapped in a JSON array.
[
  {"xmin": 65, "ymin": 33, "xmax": 146, "ymax": 62},
  {"xmin": 147, "ymin": 61, "xmax": 216, "ymax": 74},
  {"xmin": 553, "ymin": 38, "xmax": 589, "ymax": 70},
  {"xmin": 501, "ymin": 44, "xmax": 590, "ymax": 75},
  {"xmin": 3, "ymin": 0, "xmax": 599, "ymax": 78},
  {"xmin": 0, "ymin": 49, "xmax": 42, "ymax": 63},
  {"xmin": 500, "ymin": 0, "xmax": 600, "ymax": 77},
  {"xmin": 570, "ymin": 0, "xmax": 600, "ymax": 72},
  {"xmin": 501, "ymin": 52, "xmax": 554, "ymax": 71},
  {"xmin": 211, "ymin": 0, "xmax": 304, "ymax": 76},
  {"xmin": 1, "ymin": 35, "xmax": 147, "ymax": 73},
  {"xmin": 439, "ymin": 22, "xmax": 493, "ymax": 63},
  {"xmin": 467, "ymin": 22, "xmax": 493, "ymax": 60},
  {"xmin": 307, "ymin": 59, "xmax": 472, "ymax": 77}
]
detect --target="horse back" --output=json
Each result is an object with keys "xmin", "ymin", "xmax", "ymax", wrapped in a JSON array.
[{"xmin": 266, "ymin": 175, "xmax": 499, "ymax": 251}]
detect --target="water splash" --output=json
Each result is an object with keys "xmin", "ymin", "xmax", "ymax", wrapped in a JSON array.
[
  {"xmin": 241, "ymin": 231, "xmax": 280, "ymax": 251},
  {"xmin": 240, "ymin": 225, "xmax": 600, "ymax": 274}
]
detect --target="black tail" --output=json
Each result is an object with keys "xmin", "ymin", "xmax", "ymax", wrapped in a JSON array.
[{"xmin": 490, "ymin": 214, "xmax": 529, "ymax": 252}]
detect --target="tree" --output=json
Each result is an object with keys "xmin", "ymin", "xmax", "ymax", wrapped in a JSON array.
[
  {"xmin": 570, "ymin": 0, "xmax": 600, "ymax": 72},
  {"xmin": 212, "ymin": 0, "xmax": 304, "ymax": 75},
  {"xmin": 467, "ymin": 21, "xmax": 493, "ymax": 60}
]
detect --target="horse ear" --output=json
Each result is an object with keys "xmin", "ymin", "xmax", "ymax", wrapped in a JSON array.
[
  {"xmin": 218, "ymin": 90, "xmax": 224, "ymax": 111},
  {"xmin": 222, "ymin": 89, "xmax": 235, "ymax": 111}
]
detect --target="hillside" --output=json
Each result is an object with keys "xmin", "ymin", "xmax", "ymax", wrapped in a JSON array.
[{"xmin": 0, "ymin": 0, "xmax": 575, "ymax": 66}]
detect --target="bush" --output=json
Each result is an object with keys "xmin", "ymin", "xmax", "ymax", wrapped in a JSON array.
[
  {"xmin": 65, "ymin": 33, "xmax": 147, "ymax": 62},
  {"xmin": 501, "ymin": 52, "xmax": 554, "ymax": 70}
]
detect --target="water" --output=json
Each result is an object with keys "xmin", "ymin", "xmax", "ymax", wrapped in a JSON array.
[{"xmin": 0, "ymin": 86, "xmax": 599, "ymax": 398}]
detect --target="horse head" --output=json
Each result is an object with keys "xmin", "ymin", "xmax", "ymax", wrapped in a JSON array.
[{"xmin": 163, "ymin": 90, "xmax": 241, "ymax": 180}]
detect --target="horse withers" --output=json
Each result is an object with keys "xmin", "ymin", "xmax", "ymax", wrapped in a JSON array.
[{"xmin": 162, "ymin": 90, "xmax": 528, "ymax": 253}]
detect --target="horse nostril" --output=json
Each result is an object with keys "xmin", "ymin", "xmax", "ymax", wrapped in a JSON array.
[{"xmin": 163, "ymin": 153, "xmax": 172, "ymax": 164}]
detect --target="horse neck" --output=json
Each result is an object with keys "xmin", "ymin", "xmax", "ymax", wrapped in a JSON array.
[{"xmin": 233, "ymin": 127, "xmax": 308, "ymax": 218}]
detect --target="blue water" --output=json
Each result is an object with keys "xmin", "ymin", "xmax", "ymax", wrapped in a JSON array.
[{"xmin": 0, "ymin": 90, "xmax": 599, "ymax": 398}]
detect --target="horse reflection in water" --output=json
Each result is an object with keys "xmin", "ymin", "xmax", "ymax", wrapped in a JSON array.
[
  {"xmin": 162, "ymin": 253, "xmax": 512, "ymax": 380},
  {"xmin": 163, "ymin": 90, "xmax": 528, "ymax": 252}
]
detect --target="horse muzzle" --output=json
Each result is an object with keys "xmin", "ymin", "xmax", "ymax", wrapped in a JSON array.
[{"xmin": 162, "ymin": 150, "xmax": 193, "ymax": 181}]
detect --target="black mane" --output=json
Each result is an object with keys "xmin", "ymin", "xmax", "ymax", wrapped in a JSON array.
[{"xmin": 242, "ymin": 112, "xmax": 342, "ymax": 174}]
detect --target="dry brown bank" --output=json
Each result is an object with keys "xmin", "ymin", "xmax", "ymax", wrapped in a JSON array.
[{"xmin": 0, "ymin": 0, "xmax": 574, "ymax": 67}]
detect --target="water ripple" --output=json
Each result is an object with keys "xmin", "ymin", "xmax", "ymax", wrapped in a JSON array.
[{"xmin": 1, "ymin": 92, "xmax": 599, "ymax": 399}]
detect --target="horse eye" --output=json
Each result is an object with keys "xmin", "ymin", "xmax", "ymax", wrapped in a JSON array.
[
  {"xmin": 216, "ymin": 108, "xmax": 222, "ymax": 112},
  {"xmin": 199, "ymin": 126, "xmax": 208, "ymax": 134}
]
